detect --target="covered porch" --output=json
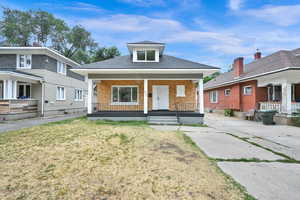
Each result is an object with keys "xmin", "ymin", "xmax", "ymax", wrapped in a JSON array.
[
  {"xmin": 0, "ymin": 71, "xmax": 43, "ymax": 120},
  {"xmin": 257, "ymin": 70, "xmax": 300, "ymax": 115},
  {"xmin": 86, "ymin": 74, "xmax": 205, "ymax": 124}
]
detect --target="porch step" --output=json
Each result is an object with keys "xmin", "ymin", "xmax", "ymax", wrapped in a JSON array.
[{"xmin": 148, "ymin": 116, "xmax": 179, "ymax": 125}]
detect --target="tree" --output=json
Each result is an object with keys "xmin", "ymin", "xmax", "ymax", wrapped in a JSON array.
[
  {"xmin": 92, "ymin": 46, "xmax": 121, "ymax": 62},
  {"xmin": 0, "ymin": 8, "xmax": 33, "ymax": 46},
  {"xmin": 32, "ymin": 10, "xmax": 56, "ymax": 45},
  {"xmin": 203, "ymin": 72, "xmax": 220, "ymax": 83}
]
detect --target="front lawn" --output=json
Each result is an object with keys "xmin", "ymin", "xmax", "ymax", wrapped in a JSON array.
[{"xmin": 0, "ymin": 118, "xmax": 244, "ymax": 199}]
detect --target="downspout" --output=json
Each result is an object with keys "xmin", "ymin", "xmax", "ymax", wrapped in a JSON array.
[{"xmin": 41, "ymin": 80, "xmax": 45, "ymax": 117}]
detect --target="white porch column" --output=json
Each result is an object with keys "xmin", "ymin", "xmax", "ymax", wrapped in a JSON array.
[
  {"xmin": 144, "ymin": 79, "xmax": 148, "ymax": 114},
  {"xmin": 3, "ymin": 80, "xmax": 17, "ymax": 99},
  {"xmin": 281, "ymin": 81, "xmax": 292, "ymax": 115},
  {"xmin": 198, "ymin": 79, "xmax": 204, "ymax": 114},
  {"xmin": 87, "ymin": 79, "xmax": 93, "ymax": 114}
]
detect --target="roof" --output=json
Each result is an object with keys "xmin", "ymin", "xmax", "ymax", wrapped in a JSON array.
[
  {"xmin": 0, "ymin": 68, "xmax": 43, "ymax": 80},
  {"xmin": 74, "ymin": 54, "xmax": 219, "ymax": 70},
  {"xmin": 204, "ymin": 48, "xmax": 300, "ymax": 90},
  {"xmin": 127, "ymin": 41, "xmax": 165, "ymax": 45},
  {"xmin": 0, "ymin": 47, "xmax": 80, "ymax": 66}
]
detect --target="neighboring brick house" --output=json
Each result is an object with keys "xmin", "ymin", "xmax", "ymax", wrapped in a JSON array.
[
  {"xmin": 72, "ymin": 41, "xmax": 219, "ymax": 124},
  {"xmin": 204, "ymin": 49, "xmax": 300, "ymax": 119},
  {"xmin": 0, "ymin": 47, "xmax": 87, "ymax": 120}
]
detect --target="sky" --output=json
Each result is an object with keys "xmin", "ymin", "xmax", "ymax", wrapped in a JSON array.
[{"xmin": 1, "ymin": 0, "xmax": 300, "ymax": 71}]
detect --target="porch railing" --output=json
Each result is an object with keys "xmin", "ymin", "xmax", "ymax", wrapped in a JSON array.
[
  {"xmin": 259, "ymin": 102, "xmax": 300, "ymax": 113},
  {"xmin": 92, "ymin": 103, "xmax": 143, "ymax": 112},
  {"xmin": 0, "ymin": 99, "xmax": 38, "ymax": 114}
]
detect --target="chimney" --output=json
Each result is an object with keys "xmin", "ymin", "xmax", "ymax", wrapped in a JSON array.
[
  {"xmin": 32, "ymin": 42, "xmax": 42, "ymax": 47},
  {"xmin": 234, "ymin": 57, "xmax": 244, "ymax": 77},
  {"xmin": 254, "ymin": 50, "xmax": 261, "ymax": 60}
]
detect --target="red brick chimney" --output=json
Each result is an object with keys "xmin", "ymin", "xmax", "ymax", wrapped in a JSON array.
[
  {"xmin": 234, "ymin": 57, "xmax": 244, "ymax": 77},
  {"xmin": 254, "ymin": 51, "xmax": 261, "ymax": 60}
]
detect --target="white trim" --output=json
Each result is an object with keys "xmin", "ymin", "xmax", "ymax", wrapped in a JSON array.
[
  {"xmin": 209, "ymin": 90, "xmax": 218, "ymax": 103},
  {"xmin": 152, "ymin": 85, "xmax": 169, "ymax": 110},
  {"xmin": 87, "ymin": 79, "xmax": 93, "ymax": 114},
  {"xmin": 198, "ymin": 79, "xmax": 204, "ymax": 114},
  {"xmin": 16, "ymin": 54, "xmax": 32, "ymax": 69},
  {"xmin": 57, "ymin": 61, "xmax": 67, "ymax": 75},
  {"xmin": 176, "ymin": 85, "xmax": 186, "ymax": 97},
  {"xmin": 133, "ymin": 49, "xmax": 159, "ymax": 62},
  {"xmin": 224, "ymin": 88, "xmax": 231, "ymax": 96},
  {"xmin": 72, "ymin": 68, "xmax": 218, "ymax": 73},
  {"xmin": 56, "ymin": 86, "xmax": 66, "ymax": 101},
  {"xmin": 74, "ymin": 88, "xmax": 83, "ymax": 101},
  {"xmin": 243, "ymin": 85, "xmax": 252, "ymax": 95},
  {"xmin": 111, "ymin": 85, "xmax": 139, "ymax": 105},
  {"xmin": 144, "ymin": 79, "xmax": 148, "ymax": 114}
]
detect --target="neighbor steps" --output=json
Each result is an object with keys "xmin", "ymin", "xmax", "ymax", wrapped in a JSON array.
[{"xmin": 148, "ymin": 116, "xmax": 179, "ymax": 125}]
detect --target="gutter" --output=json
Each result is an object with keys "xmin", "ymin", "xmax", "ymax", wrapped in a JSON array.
[{"xmin": 204, "ymin": 67, "xmax": 300, "ymax": 90}]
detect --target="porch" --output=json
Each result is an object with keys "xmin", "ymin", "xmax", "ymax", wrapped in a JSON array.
[
  {"xmin": 0, "ymin": 70, "xmax": 43, "ymax": 120},
  {"xmin": 257, "ymin": 70, "xmax": 300, "ymax": 115},
  {"xmin": 87, "ymin": 77, "xmax": 205, "ymax": 124}
]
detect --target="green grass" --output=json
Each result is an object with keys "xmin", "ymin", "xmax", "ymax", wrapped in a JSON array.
[
  {"xmin": 94, "ymin": 120, "xmax": 148, "ymax": 126},
  {"xmin": 43, "ymin": 116, "xmax": 87, "ymax": 126}
]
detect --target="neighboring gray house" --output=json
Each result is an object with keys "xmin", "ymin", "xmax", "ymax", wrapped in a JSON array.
[{"xmin": 0, "ymin": 47, "xmax": 87, "ymax": 120}]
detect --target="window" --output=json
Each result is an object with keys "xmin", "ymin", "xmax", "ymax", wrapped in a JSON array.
[
  {"xmin": 18, "ymin": 84, "xmax": 31, "ymax": 99},
  {"xmin": 210, "ymin": 91, "xmax": 218, "ymax": 103},
  {"xmin": 136, "ymin": 50, "xmax": 156, "ymax": 61},
  {"xmin": 176, "ymin": 85, "xmax": 185, "ymax": 97},
  {"xmin": 224, "ymin": 89, "xmax": 231, "ymax": 96},
  {"xmin": 112, "ymin": 86, "xmax": 138, "ymax": 104},
  {"xmin": 57, "ymin": 61, "xmax": 66, "ymax": 75},
  {"xmin": 17, "ymin": 54, "xmax": 32, "ymax": 69},
  {"xmin": 56, "ymin": 86, "xmax": 65, "ymax": 100},
  {"xmin": 243, "ymin": 86, "xmax": 252, "ymax": 95},
  {"xmin": 75, "ymin": 89, "xmax": 83, "ymax": 101}
]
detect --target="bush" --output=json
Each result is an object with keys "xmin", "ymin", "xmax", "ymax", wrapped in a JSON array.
[
  {"xmin": 291, "ymin": 116, "xmax": 300, "ymax": 127},
  {"xmin": 224, "ymin": 109, "xmax": 234, "ymax": 117}
]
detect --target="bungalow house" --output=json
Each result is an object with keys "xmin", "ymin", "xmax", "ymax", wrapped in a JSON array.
[
  {"xmin": 0, "ymin": 47, "xmax": 87, "ymax": 120},
  {"xmin": 204, "ymin": 49, "xmax": 300, "ymax": 124},
  {"xmin": 72, "ymin": 41, "xmax": 219, "ymax": 124}
]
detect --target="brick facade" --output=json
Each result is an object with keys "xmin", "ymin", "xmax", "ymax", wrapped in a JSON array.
[
  {"xmin": 96, "ymin": 80, "xmax": 197, "ymax": 111},
  {"xmin": 204, "ymin": 80, "xmax": 268, "ymax": 112}
]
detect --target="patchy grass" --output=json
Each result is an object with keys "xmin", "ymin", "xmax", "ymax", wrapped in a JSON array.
[
  {"xmin": 0, "ymin": 118, "xmax": 245, "ymax": 200},
  {"xmin": 95, "ymin": 120, "xmax": 148, "ymax": 126}
]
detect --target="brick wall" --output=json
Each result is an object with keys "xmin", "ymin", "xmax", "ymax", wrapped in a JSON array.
[
  {"xmin": 204, "ymin": 80, "xmax": 268, "ymax": 112},
  {"xmin": 96, "ymin": 80, "xmax": 197, "ymax": 111}
]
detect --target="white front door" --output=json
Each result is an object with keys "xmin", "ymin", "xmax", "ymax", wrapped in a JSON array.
[{"xmin": 152, "ymin": 85, "xmax": 169, "ymax": 110}]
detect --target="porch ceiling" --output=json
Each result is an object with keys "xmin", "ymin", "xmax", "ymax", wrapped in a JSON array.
[{"xmin": 257, "ymin": 70, "xmax": 300, "ymax": 87}]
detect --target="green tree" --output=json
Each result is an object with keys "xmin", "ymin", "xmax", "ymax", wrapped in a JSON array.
[
  {"xmin": 92, "ymin": 46, "xmax": 121, "ymax": 62},
  {"xmin": 203, "ymin": 72, "xmax": 220, "ymax": 83},
  {"xmin": 0, "ymin": 8, "xmax": 33, "ymax": 46}
]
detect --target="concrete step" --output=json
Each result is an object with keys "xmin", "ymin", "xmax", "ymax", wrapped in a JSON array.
[{"xmin": 148, "ymin": 121, "xmax": 179, "ymax": 125}]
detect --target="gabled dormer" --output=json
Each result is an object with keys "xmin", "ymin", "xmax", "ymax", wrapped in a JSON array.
[{"xmin": 127, "ymin": 41, "xmax": 165, "ymax": 63}]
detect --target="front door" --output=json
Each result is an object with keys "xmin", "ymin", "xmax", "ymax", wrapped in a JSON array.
[{"xmin": 152, "ymin": 85, "xmax": 169, "ymax": 110}]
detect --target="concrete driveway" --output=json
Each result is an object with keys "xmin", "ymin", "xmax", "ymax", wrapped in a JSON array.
[{"xmin": 151, "ymin": 114, "xmax": 300, "ymax": 200}]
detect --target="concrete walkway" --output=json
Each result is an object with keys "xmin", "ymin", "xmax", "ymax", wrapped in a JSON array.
[
  {"xmin": 151, "ymin": 114, "xmax": 300, "ymax": 200},
  {"xmin": 0, "ymin": 113, "xmax": 85, "ymax": 134}
]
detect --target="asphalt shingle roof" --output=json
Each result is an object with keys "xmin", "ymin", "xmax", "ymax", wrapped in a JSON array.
[
  {"xmin": 0, "ymin": 68, "xmax": 43, "ymax": 78},
  {"xmin": 205, "ymin": 48, "xmax": 300, "ymax": 89},
  {"xmin": 76, "ymin": 55, "xmax": 219, "ymax": 70}
]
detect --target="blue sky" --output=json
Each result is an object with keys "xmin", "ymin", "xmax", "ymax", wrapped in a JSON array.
[{"xmin": 1, "ymin": 0, "xmax": 300, "ymax": 71}]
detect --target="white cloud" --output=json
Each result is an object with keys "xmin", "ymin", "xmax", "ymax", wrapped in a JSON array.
[
  {"xmin": 229, "ymin": 0, "xmax": 243, "ymax": 11},
  {"xmin": 243, "ymin": 4, "xmax": 300, "ymax": 26},
  {"xmin": 117, "ymin": 0, "xmax": 165, "ymax": 7}
]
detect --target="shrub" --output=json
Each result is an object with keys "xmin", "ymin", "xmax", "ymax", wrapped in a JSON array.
[
  {"xmin": 291, "ymin": 116, "xmax": 300, "ymax": 127},
  {"xmin": 224, "ymin": 109, "xmax": 234, "ymax": 117}
]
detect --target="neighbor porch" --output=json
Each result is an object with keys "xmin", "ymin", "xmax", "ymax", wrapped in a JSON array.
[
  {"xmin": 0, "ymin": 71, "xmax": 43, "ymax": 120},
  {"xmin": 257, "ymin": 70, "xmax": 300, "ymax": 115}
]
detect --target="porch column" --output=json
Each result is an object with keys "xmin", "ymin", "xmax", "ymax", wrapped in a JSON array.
[
  {"xmin": 3, "ymin": 80, "xmax": 17, "ymax": 99},
  {"xmin": 144, "ymin": 79, "xmax": 148, "ymax": 114},
  {"xmin": 198, "ymin": 79, "xmax": 204, "ymax": 114},
  {"xmin": 87, "ymin": 79, "xmax": 93, "ymax": 114},
  {"xmin": 281, "ymin": 81, "xmax": 292, "ymax": 115}
]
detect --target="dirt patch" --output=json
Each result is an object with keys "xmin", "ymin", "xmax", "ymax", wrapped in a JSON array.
[{"xmin": 0, "ymin": 118, "xmax": 244, "ymax": 200}]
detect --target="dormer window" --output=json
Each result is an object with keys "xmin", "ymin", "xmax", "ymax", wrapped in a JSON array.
[{"xmin": 136, "ymin": 50, "xmax": 156, "ymax": 61}]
